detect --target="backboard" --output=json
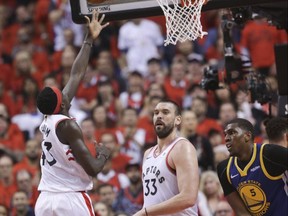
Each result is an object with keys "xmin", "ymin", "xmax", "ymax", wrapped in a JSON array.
[
  {"xmin": 70, "ymin": 0, "xmax": 287, "ymax": 31},
  {"xmin": 70, "ymin": 0, "xmax": 180, "ymax": 24}
]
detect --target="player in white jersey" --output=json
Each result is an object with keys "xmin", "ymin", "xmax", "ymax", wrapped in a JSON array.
[
  {"xmin": 35, "ymin": 10, "xmax": 110, "ymax": 216},
  {"xmin": 133, "ymin": 100, "xmax": 199, "ymax": 216}
]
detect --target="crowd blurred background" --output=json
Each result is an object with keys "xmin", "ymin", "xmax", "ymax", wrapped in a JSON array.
[{"xmin": 0, "ymin": 0, "xmax": 287, "ymax": 216}]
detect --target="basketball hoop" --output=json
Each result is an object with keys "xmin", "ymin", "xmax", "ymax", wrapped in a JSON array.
[{"xmin": 156, "ymin": 0, "xmax": 208, "ymax": 46}]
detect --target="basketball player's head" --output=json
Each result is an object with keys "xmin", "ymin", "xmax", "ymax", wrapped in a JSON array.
[
  {"xmin": 37, "ymin": 87, "xmax": 65, "ymax": 115},
  {"xmin": 224, "ymin": 118, "xmax": 254, "ymax": 157},
  {"xmin": 226, "ymin": 118, "xmax": 255, "ymax": 141},
  {"xmin": 265, "ymin": 117, "xmax": 287, "ymax": 147},
  {"xmin": 153, "ymin": 99, "xmax": 182, "ymax": 139}
]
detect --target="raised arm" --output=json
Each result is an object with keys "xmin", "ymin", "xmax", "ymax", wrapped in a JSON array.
[{"xmin": 62, "ymin": 10, "xmax": 109, "ymax": 102}]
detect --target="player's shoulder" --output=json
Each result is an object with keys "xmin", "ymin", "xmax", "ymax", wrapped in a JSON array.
[
  {"xmin": 261, "ymin": 143, "xmax": 288, "ymax": 157},
  {"xmin": 56, "ymin": 117, "xmax": 79, "ymax": 132},
  {"xmin": 172, "ymin": 137, "xmax": 196, "ymax": 153},
  {"xmin": 217, "ymin": 158, "xmax": 230, "ymax": 175},
  {"xmin": 143, "ymin": 145, "xmax": 156, "ymax": 158},
  {"xmin": 175, "ymin": 137, "xmax": 193, "ymax": 147}
]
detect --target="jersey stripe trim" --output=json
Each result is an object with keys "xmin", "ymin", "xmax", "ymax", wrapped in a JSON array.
[
  {"xmin": 81, "ymin": 192, "xmax": 94, "ymax": 216},
  {"xmin": 165, "ymin": 142, "xmax": 177, "ymax": 175},
  {"xmin": 227, "ymin": 157, "xmax": 233, "ymax": 184},
  {"xmin": 234, "ymin": 143, "xmax": 257, "ymax": 177},
  {"xmin": 259, "ymin": 143, "xmax": 283, "ymax": 180}
]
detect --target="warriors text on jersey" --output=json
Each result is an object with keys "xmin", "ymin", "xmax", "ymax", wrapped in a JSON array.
[
  {"xmin": 142, "ymin": 137, "xmax": 198, "ymax": 216},
  {"xmin": 227, "ymin": 143, "xmax": 288, "ymax": 216},
  {"xmin": 38, "ymin": 114, "xmax": 93, "ymax": 192}
]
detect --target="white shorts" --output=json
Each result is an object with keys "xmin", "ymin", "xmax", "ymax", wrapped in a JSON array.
[{"xmin": 35, "ymin": 191, "xmax": 95, "ymax": 216}]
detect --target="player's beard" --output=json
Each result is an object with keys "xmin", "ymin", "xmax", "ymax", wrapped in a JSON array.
[
  {"xmin": 154, "ymin": 122, "xmax": 174, "ymax": 139},
  {"xmin": 130, "ymin": 175, "xmax": 141, "ymax": 185},
  {"xmin": 28, "ymin": 153, "xmax": 39, "ymax": 161}
]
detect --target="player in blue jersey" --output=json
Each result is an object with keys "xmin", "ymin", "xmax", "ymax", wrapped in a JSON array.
[{"xmin": 217, "ymin": 118, "xmax": 288, "ymax": 216}]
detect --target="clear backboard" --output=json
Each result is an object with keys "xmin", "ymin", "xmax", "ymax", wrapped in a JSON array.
[
  {"xmin": 70, "ymin": 0, "xmax": 286, "ymax": 24},
  {"xmin": 70, "ymin": 0, "xmax": 179, "ymax": 23},
  {"xmin": 70, "ymin": 0, "xmax": 287, "ymax": 40}
]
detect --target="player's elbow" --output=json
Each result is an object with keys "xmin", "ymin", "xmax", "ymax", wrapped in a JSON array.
[
  {"xmin": 86, "ymin": 168, "xmax": 101, "ymax": 176},
  {"xmin": 84, "ymin": 163, "xmax": 104, "ymax": 176},
  {"xmin": 86, "ymin": 169, "xmax": 97, "ymax": 176},
  {"xmin": 182, "ymin": 194, "xmax": 197, "ymax": 208}
]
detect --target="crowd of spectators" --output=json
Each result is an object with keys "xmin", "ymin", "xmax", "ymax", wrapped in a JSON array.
[{"xmin": 0, "ymin": 0, "xmax": 287, "ymax": 216}]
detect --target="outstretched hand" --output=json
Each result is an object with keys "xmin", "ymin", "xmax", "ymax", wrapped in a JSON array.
[
  {"xmin": 94, "ymin": 140, "xmax": 111, "ymax": 160},
  {"xmin": 84, "ymin": 10, "xmax": 109, "ymax": 40}
]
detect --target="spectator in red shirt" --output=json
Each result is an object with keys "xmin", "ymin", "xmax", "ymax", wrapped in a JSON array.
[
  {"xmin": 99, "ymin": 132, "xmax": 132, "ymax": 173},
  {"xmin": 75, "ymin": 65, "xmax": 99, "ymax": 112},
  {"xmin": 217, "ymin": 102, "xmax": 238, "ymax": 129},
  {"xmin": 240, "ymin": 15, "xmax": 287, "ymax": 76},
  {"xmin": 91, "ymin": 105, "xmax": 116, "ymax": 142},
  {"xmin": 12, "ymin": 139, "xmax": 41, "ymax": 185},
  {"xmin": 0, "ymin": 5, "xmax": 20, "ymax": 55},
  {"xmin": 96, "ymin": 157, "xmax": 130, "ymax": 192},
  {"xmin": 11, "ymin": 50, "xmax": 42, "ymax": 97},
  {"xmin": 10, "ymin": 190, "xmax": 35, "ymax": 216},
  {"xmin": 138, "ymin": 96, "xmax": 162, "ymax": 149},
  {"xmin": 80, "ymin": 117, "xmax": 97, "ymax": 157},
  {"xmin": 0, "ymin": 82, "xmax": 17, "ymax": 117},
  {"xmin": 186, "ymin": 53, "xmax": 205, "ymax": 85},
  {"xmin": 12, "ymin": 24, "xmax": 50, "ymax": 76},
  {"xmin": 144, "ymin": 58, "xmax": 167, "ymax": 89},
  {"xmin": 0, "ymin": 63, "xmax": 13, "ymax": 91},
  {"xmin": 15, "ymin": 169, "xmax": 39, "ymax": 208},
  {"xmin": 0, "ymin": 154, "xmax": 17, "ymax": 210},
  {"xmin": 14, "ymin": 77, "xmax": 39, "ymax": 114},
  {"xmin": 190, "ymin": 97, "xmax": 223, "ymax": 139},
  {"xmin": 116, "ymin": 108, "xmax": 146, "ymax": 164},
  {"xmin": 0, "ymin": 105, "xmax": 25, "ymax": 161},
  {"xmin": 163, "ymin": 59, "xmax": 189, "ymax": 106},
  {"xmin": 119, "ymin": 71, "xmax": 145, "ymax": 113},
  {"xmin": 80, "ymin": 78, "xmax": 123, "ymax": 123},
  {"xmin": 0, "ymin": 204, "xmax": 8, "ymax": 216},
  {"xmin": 180, "ymin": 110, "xmax": 215, "ymax": 171},
  {"xmin": 140, "ymin": 82, "xmax": 166, "ymax": 118}
]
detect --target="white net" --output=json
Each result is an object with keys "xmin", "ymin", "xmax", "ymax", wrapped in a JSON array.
[{"xmin": 156, "ymin": 0, "xmax": 208, "ymax": 46}]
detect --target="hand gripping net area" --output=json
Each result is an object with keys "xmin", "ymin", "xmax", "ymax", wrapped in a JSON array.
[{"xmin": 156, "ymin": 0, "xmax": 208, "ymax": 46}]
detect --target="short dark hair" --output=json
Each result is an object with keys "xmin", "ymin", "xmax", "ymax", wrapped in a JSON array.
[
  {"xmin": 125, "ymin": 163, "xmax": 140, "ymax": 172},
  {"xmin": 265, "ymin": 117, "xmax": 287, "ymax": 142},
  {"xmin": 228, "ymin": 118, "xmax": 255, "ymax": 141},
  {"xmin": 97, "ymin": 76, "xmax": 112, "ymax": 87},
  {"xmin": 37, "ymin": 87, "xmax": 61, "ymax": 115},
  {"xmin": 158, "ymin": 99, "xmax": 181, "ymax": 116},
  {"xmin": 97, "ymin": 183, "xmax": 114, "ymax": 194},
  {"xmin": 129, "ymin": 71, "xmax": 143, "ymax": 78},
  {"xmin": 147, "ymin": 57, "xmax": 161, "ymax": 65}
]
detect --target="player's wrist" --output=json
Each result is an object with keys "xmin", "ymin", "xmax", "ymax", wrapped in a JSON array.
[{"xmin": 83, "ymin": 40, "xmax": 93, "ymax": 47}]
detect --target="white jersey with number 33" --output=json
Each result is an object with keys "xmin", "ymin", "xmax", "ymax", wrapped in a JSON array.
[
  {"xmin": 142, "ymin": 137, "xmax": 198, "ymax": 216},
  {"xmin": 38, "ymin": 114, "xmax": 92, "ymax": 192}
]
